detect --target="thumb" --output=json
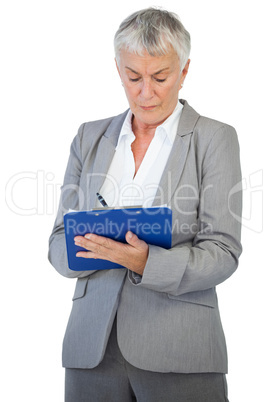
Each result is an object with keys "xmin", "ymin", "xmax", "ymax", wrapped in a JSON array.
[{"xmin": 125, "ymin": 231, "xmax": 145, "ymax": 249}]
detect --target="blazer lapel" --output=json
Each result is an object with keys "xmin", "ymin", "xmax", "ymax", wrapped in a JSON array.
[
  {"xmin": 89, "ymin": 111, "xmax": 128, "ymax": 207},
  {"xmin": 152, "ymin": 100, "xmax": 200, "ymax": 206}
]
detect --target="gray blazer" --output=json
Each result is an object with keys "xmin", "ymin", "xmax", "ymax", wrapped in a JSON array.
[{"xmin": 48, "ymin": 100, "xmax": 242, "ymax": 373}]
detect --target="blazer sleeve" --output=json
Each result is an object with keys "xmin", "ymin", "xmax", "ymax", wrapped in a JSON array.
[
  {"xmin": 48, "ymin": 123, "xmax": 96, "ymax": 278},
  {"xmin": 129, "ymin": 124, "xmax": 243, "ymax": 296}
]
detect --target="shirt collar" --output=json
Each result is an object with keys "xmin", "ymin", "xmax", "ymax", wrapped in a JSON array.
[
  {"xmin": 157, "ymin": 101, "xmax": 183, "ymax": 145},
  {"xmin": 116, "ymin": 109, "xmax": 134, "ymax": 149},
  {"xmin": 116, "ymin": 100, "xmax": 183, "ymax": 148}
]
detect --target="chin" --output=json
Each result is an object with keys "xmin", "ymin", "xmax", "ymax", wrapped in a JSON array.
[{"xmin": 137, "ymin": 112, "xmax": 167, "ymax": 127}]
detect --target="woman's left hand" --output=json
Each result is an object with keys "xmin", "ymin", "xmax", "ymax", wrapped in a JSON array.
[{"xmin": 74, "ymin": 231, "xmax": 149, "ymax": 275}]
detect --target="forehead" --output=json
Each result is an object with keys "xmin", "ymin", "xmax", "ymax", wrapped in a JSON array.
[{"xmin": 119, "ymin": 48, "xmax": 180, "ymax": 74}]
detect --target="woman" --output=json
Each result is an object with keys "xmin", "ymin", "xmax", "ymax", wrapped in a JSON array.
[{"xmin": 49, "ymin": 7, "xmax": 242, "ymax": 401}]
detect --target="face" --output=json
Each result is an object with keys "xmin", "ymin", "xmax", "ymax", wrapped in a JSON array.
[{"xmin": 116, "ymin": 49, "xmax": 190, "ymax": 129}]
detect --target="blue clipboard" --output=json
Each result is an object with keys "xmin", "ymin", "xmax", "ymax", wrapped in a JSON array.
[{"xmin": 64, "ymin": 207, "xmax": 172, "ymax": 271}]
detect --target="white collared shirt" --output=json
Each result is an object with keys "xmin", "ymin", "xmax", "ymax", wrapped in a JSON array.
[{"xmin": 99, "ymin": 101, "xmax": 183, "ymax": 207}]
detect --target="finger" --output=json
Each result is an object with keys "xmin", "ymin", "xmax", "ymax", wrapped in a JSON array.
[
  {"xmin": 76, "ymin": 250, "xmax": 99, "ymax": 259},
  {"xmin": 84, "ymin": 234, "xmax": 120, "ymax": 253},
  {"xmin": 84, "ymin": 233, "xmax": 111, "ymax": 248},
  {"xmin": 74, "ymin": 234, "xmax": 110, "ymax": 251},
  {"xmin": 74, "ymin": 235, "xmax": 93, "ymax": 250},
  {"xmin": 75, "ymin": 234, "xmax": 119, "ymax": 259},
  {"xmin": 125, "ymin": 231, "xmax": 147, "ymax": 250},
  {"xmin": 74, "ymin": 234, "xmax": 103, "ymax": 245},
  {"xmin": 75, "ymin": 236, "xmax": 112, "ymax": 259}
]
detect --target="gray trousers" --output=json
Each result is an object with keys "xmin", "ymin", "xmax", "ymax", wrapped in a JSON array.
[{"xmin": 65, "ymin": 319, "xmax": 229, "ymax": 402}]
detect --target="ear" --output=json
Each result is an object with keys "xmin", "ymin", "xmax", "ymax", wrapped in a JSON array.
[
  {"xmin": 180, "ymin": 59, "xmax": 190, "ymax": 88},
  {"xmin": 115, "ymin": 57, "xmax": 121, "ymax": 79}
]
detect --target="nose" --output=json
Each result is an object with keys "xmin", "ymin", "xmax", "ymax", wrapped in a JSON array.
[{"xmin": 140, "ymin": 79, "xmax": 154, "ymax": 99}]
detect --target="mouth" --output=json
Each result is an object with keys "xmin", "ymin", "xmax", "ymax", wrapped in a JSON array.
[{"xmin": 140, "ymin": 105, "xmax": 157, "ymax": 111}]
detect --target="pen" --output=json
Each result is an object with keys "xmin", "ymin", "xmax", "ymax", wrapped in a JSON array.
[{"xmin": 96, "ymin": 192, "xmax": 108, "ymax": 207}]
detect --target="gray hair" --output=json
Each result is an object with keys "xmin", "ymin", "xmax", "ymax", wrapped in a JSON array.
[{"xmin": 114, "ymin": 7, "xmax": 191, "ymax": 71}]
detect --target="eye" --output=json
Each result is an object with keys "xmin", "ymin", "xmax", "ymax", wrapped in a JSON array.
[
  {"xmin": 129, "ymin": 77, "xmax": 140, "ymax": 82},
  {"xmin": 155, "ymin": 78, "xmax": 166, "ymax": 83}
]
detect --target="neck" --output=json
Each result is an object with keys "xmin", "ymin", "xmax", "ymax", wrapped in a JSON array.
[
  {"xmin": 132, "ymin": 103, "xmax": 178, "ymax": 137},
  {"xmin": 132, "ymin": 118, "xmax": 158, "ymax": 137}
]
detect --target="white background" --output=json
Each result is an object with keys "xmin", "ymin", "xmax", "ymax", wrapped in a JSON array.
[{"xmin": 1, "ymin": 0, "xmax": 267, "ymax": 400}]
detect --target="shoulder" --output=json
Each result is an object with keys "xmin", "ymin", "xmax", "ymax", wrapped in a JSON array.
[
  {"xmin": 181, "ymin": 100, "xmax": 238, "ymax": 148},
  {"xmin": 78, "ymin": 110, "xmax": 128, "ymax": 142},
  {"xmin": 71, "ymin": 110, "xmax": 129, "ymax": 158},
  {"xmin": 196, "ymin": 115, "xmax": 236, "ymax": 138},
  {"xmin": 181, "ymin": 99, "xmax": 236, "ymax": 137},
  {"xmin": 194, "ymin": 116, "xmax": 238, "ymax": 156},
  {"xmin": 179, "ymin": 101, "xmax": 240, "ymax": 169}
]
